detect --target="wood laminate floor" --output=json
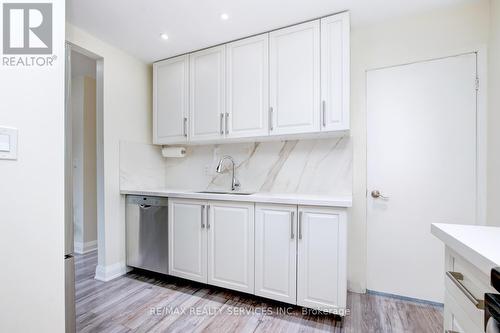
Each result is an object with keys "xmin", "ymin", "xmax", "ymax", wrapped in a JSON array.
[{"xmin": 75, "ymin": 251, "xmax": 443, "ymax": 333}]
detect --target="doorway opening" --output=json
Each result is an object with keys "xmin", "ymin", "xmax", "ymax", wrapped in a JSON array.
[
  {"xmin": 65, "ymin": 41, "xmax": 104, "ymax": 278},
  {"xmin": 64, "ymin": 42, "xmax": 104, "ymax": 331},
  {"xmin": 71, "ymin": 49, "xmax": 98, "ymax": 257}
]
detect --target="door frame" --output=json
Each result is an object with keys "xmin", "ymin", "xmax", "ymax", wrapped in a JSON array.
[
  {"xmin": 65, "ymin": 41, "xmax": 105, "ymax": 273},
  {"xmin": 365, "ymin": 47, "xmax": 487, "ymax": 229}
]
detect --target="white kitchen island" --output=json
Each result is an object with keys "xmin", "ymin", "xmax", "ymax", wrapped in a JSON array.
[{"xmin": 432, "ymin": 223, "xmax": 500, "ymax": 333}]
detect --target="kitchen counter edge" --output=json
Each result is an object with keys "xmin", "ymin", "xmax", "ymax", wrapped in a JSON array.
[
  {"xmin": 120, "ymin": 189, "xmax": 352, "ymax": 208},
  {"xmin": 431, "ymin": 223, "xmax": 500, "ymax": 277}
]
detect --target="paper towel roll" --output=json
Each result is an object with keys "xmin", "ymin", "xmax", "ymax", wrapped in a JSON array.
[{"xmin": 162, "ymin": 146, "xmax": 186, "ymax": 158}]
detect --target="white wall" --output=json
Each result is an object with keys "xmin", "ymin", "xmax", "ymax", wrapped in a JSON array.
[
  {"xmin": 67, "ymin": 0, "xmax": 495, "ymax": 293},
  {"xmin": 72, "ymin": 76, "xmax": 85, "ymax": 246},
  {"xmin": 82, "ymin": 77, "xmax": 98, "ymax": 246},
  {"xmin": 488, "ymin": 0, "xmax": 500, "ymax": 227},
  {"xmin": 120, "ymin": 138, "xmax": 352, "ymax": 197},
  {"xmin": 349, "ymin": 0, "xmax": 490, "ymax": 292},
  {"xmin": 66, "ymin": 24, "xmax": 152, "ymax": 280},
  {"xmin": 72, "ymin": 75, "xmax": 98, "ymax": 253},
  {"xmin": 0, "ymin": 0, "xmax": 66, "ymax": 332}
]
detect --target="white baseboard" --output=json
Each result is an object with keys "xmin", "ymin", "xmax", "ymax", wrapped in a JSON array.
[
  {"xmin": 94, "ymin": 261, "xmax": 127, "ymax": 282},
  {"xmin": 74, "ymin": 240, "xmax": 97, "ymax": 254}
]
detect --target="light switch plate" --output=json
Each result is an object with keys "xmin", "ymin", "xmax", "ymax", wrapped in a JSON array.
[
  {"xmin": 0, "ymin": 134, "xmax": 9, "ymax": 152},
  {"xmin": 0, "ymin": 127, "xmax": 18, "ymax": 160}
]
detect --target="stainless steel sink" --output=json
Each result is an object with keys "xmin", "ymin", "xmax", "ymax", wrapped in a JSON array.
[{"xmin": 195, "ymin": 190, "xmax": 254, "ymax": 195}]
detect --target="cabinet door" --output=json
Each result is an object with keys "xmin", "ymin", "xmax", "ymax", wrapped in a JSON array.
[
  {"xmin": 444, "ymin": 291, "xmax": 482, "ymax": 333},
  {"xmin": 255, "ymin": 204, "xmax": 297, "ymax": 304},
  {"xmin": 207, "ymin": 201, "xmax": 254, "ymax": 293},
  {"xmin": 153, "ymin": 56, "xmax": 189, "ymax": 144},
  {"xmin": 226, "ymin": 34, "xmax": 269, "ymax": 138},
  {"xmin": 320, "ymin": 13, "xmax": 350, "ymax": 131},
  {"xmin": 168, "ymin": 198, "xmax": 207, "ymax": 283},
  {"xmin": 297, "ymin": 207, "xmax": 347, "ymax": 311},
  {"xmin": 189, "ymin": 46, "xmax": 226, "ymax": 142},
  {"xmin": 269, "ymin": 20, "xmax": 320, "ymax": 135}
]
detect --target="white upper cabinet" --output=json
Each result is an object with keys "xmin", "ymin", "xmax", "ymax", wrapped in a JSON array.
[
  {"xmin": 189, "ymin": 45, "xmax": 226, "ymax": 142},
  {"xmin": 320, "ymin": 12, "xmax": 350, "ymax": 131},
  {"xmin": 152, "ymin": 13, "xmax": 350, "ymax": 145},
  {"xmin": 226, "ymin": 34, "xmax": 269, "ymax": 138},
  {"xmin": 153, "ymin": 55, "xmax": 189, "ymax": 144},
  {"xmin": 269, "ymin": 20, "xmax": 321, "ymax": 135}
]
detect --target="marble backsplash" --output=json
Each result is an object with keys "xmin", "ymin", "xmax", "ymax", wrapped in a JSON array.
[{"xmin": 120, "ymin": 137, "xmax": 352, "ymax": 196}]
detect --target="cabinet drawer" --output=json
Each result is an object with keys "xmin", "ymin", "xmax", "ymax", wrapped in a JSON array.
[
  {"xmin": 445, "ymin": 247, "xmax": 497, "ymax": 330},
  {"xmin": 444, "ymin": 291, "xmax": 482, "ymax": 333},
  {"xmin": 450, "ymin": 249, "xmax": 495, "ymax": 294},
  {"xmin": 445, "ymin": 273, "xmax": 484, "ymax": 329}
]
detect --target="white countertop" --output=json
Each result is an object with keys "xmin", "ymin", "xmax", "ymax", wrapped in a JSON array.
[
  {"xmin": 120, "ymin": 188, "xmax": 352, "ymax": 208},
  {"xmin": 431, "ymin": 223, "xmax": 500, "ymax": 277}
]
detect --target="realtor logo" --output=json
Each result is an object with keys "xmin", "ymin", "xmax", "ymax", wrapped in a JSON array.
[{"xmin": 2, "ymin": 3, "xmax": 52, "ymax": 54}]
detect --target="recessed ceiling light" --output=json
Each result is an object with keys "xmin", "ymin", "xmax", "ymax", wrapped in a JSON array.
[
  {"xmin": 160, "ymin": 33, "xmax": 169, "ymax": 40},
  {"xmin": 220, "ymin": 13, "xmax": 229, "ymax": 21}
]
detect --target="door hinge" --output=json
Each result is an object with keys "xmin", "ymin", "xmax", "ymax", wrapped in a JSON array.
[{"xmin": 475, "ymin": 77, "xmax": 480, "ymax": 91}]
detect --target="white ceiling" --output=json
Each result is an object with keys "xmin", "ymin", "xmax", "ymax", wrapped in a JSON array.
[{"xmin": 67, "ymin": 0, "xmax": 479, "ymax": 63}]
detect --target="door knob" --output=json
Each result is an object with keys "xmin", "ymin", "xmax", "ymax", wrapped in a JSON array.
[{"xmin": 371, "ymin": 190, "xmax": 389, "ymax": 199}]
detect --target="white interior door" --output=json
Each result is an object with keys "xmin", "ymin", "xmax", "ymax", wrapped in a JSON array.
[{"xmin": 366, "ymin": 53, "xmax": 478, "ymax": 303}]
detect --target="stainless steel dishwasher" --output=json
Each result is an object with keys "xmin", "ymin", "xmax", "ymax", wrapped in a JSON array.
[{"xmin": 126, "ymin": 195, "xmax": 168, "ymax": 274}]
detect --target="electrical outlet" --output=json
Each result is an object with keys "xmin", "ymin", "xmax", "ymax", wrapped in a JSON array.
[{"xmin": 204, "ymin": 165, "xmax": 212, "ymax": 176}]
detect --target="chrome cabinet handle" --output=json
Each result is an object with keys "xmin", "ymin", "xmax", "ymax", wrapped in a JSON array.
[
  {"xmin": 446, "ymin": 271, "xmax": 485, "ymax": 309},
  {"xmin": 139, "ymin": 204, "xmax": 152, "ymax": 210},
  {"xmin": 183, "ymin": 117, "xmax": 188, "ymax": 137},
  {"xmin": 298, "ymin": 211, "xmax": 303, "ymax": 240},
  {"xmin": 220, "ymin": 113, "xmax": 224, "ymax": 135},
  {"xmin": 371, "ymin": 190, "xmax": 389, "ymax": 199},
  {"xmin": 201, "ymin": 205, "xmax": 206, "ymax": 228},
  {"xmin": 206, "ymin": 205, "xmax": 211, "ymax": 229},
  {"xmin": 322, "ymin": 100, "xmax": 326, "ymax": 127},
  {"xmin": 290, "ymin": 211, "xmax": 295, "ymax": 239},
  {"xmin": 269, "ymin": 107, "xmax": 274, "ymax": 131},
  {"xmin": 225, "ymin": 112, "xmax": 229, "ymax": 134}
]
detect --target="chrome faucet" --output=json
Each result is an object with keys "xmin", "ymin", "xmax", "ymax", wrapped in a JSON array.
[{"xmin": 216, "ymin": 156, "xmax": 241, "ymax": 191}]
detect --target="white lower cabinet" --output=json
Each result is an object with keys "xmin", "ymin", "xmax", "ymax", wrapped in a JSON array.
[
  {"xmin": 255, "ymin": 204, "xmax": 347, "ymax": 312},
  {"xmin": 207, "ymin": 201, "xmax": 255, "ymax": 293},
  {"xmin": 441, "ymin": 247, "xmax": 495, "ymax": 333},
  {"xmin": 168, "ymin": 198, "xmax": 207, "ymax": 283},
  {"xmin": 297, "ymin": 206, "xmax": 347, "ymax": 312},
  {"xmin": 444, "ymin": 291, "xmax": 476, "ymax": 333},
  {"xmin": 168, "ymin": 198, "xmax": 347, "ymax": 313},
  {"xmin": 255, "ymin": 204, "xmax": 297, "ymax": 304}
]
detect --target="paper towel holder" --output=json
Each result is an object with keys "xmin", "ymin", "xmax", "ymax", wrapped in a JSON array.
[{"xmin": 161, "ymin": 146, "xmax": 186, "ymax": 158}]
